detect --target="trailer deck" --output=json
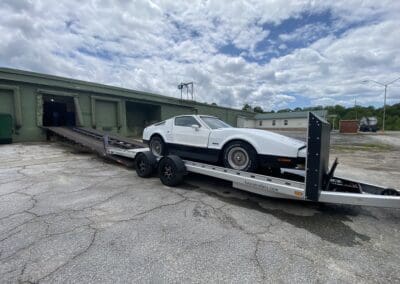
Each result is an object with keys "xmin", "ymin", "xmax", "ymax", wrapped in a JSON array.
[{"xmin": 43, "ymin": 126, "xmax": 146, "ymax": 167}]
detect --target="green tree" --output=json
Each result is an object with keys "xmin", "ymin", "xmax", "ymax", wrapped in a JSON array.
[
  {"xmin": 242, "ymin": 103, "xmax": 253, "ymax": 111},
  {"xmin": 253, "ymin": 106, "xmax": 264, "ymax": 113}
]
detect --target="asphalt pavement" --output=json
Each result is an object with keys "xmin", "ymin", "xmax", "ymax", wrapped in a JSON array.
[{"xmin": 0, "ymin": 141, "xmax": 399, "ymax": 283}]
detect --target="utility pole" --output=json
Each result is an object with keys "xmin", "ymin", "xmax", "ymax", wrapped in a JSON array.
[
  {"xmin": 383, "ymin": 85, "xmax": 387, "ymax": 133},
  {"xmin": 362, "ymin": 76, "xmax": 400, "ymax": 133},
  {"xmin": 354, "ymin": 97, "xmax": 358, "ymax": 120}
]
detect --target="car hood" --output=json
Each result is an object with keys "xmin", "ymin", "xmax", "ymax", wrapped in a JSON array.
[
  {"xmin": 217, "ymin": 128, "xmax": 306, "ymax": 148},
  {"xmin": 215, "ymin": 128, "xmax": 306, "ymax": 156}
]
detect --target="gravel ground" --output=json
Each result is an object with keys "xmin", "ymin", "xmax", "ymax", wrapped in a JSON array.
[
  {"xmin": 0, "ymin": 134, "xmax": 399, "ymax": 283},
  {"xmin": 277, "ymin": 130, "xmax": 400, "ymax": 189}
]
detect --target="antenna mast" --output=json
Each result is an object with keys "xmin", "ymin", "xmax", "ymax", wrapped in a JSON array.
[{"xmin": 177, "ymin": 82, "xmax": 194, "ymax": 101}]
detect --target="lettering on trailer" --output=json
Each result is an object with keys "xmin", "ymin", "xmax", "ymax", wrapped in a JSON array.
[{"xmin": 244, "ymin": 179, "xmax": 279, "ymax": 192}]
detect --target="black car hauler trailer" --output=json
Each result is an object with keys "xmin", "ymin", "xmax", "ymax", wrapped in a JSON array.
[
  {"xmin": 103, "ymin": 113, "xmax": 400, "ymax": 208},
  {"xmin": 45, "ymin": 112, "xmax": 400, "ymax": 208}
]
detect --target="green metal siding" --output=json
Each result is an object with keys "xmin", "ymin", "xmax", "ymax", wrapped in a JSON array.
[
  {"xmin": 0, "ymin": 68, "xmax": 254, "ymax": 142},
  {"xmin": 0, "ymin": 89, "xmax": 14, "ymax": 117},
  {"xmin": 161, "ymin": 104, "xmax": 196, "ymax": 120},
  {"xmin": 21, "ymin": 85, "xmax": 42, "ymax": 141},
  {"xmin": 95, "ymin": 100, "xmax": 118, "ymax": 132},
  {"xmin": 126, "ymin": 101, "xmax": 161, "ymax": 137},
  {"xmin": 194, "ymin": 104, "xmax": 251, "ymax": 126}
]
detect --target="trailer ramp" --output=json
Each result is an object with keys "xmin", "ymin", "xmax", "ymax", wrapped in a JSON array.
[{"xmin": 43, "ymin": 127, "xmax": 145, "ymax": 167}]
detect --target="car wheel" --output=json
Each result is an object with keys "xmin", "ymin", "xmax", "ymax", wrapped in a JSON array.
[
  {"xmin": 149, "ymin": 135, "xmax": 165, "ymax": 157},
  {"xmin": 223, "ymin": 141, "xmax": 258, "ymax": 172}
]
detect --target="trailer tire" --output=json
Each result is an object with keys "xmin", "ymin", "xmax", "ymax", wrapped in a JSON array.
[
  {"xmin": 158, "ymin": 155, "xmax": 186, "ymax": 186},
  {"xmin": 135, "ymin": 152, "xmax": 157, "ymax": 178}
]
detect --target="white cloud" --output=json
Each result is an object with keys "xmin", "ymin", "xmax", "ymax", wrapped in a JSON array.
[{"xmin": 0, "ymin": 0, "xmax": 399, "ymax": 111}]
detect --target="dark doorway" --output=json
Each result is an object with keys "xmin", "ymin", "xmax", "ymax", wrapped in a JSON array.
[
  {"xmin": 126, "ymin": 101, "xmax": 161, "ymax": 137},
  {"xmin": 43, "ymin": 96, "xmax": 76, "ymax": 126}
]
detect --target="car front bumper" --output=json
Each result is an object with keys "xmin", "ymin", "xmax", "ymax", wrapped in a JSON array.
[{"xmin": 258, "ymin": 154, "xmax": 306, "ymax": 169}]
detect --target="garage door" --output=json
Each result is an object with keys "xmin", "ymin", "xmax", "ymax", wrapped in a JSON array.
[
  {"xmin": 0, "ymin": 89, "xmax": 14, "ymax": 117},
  {"xmin": 95, "ymin": 100, "xmax": 118, "ymax": 132}
]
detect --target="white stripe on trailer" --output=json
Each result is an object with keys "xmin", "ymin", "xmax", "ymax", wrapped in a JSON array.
[
  {"xmin": 107, "ymin": 147, "xmax": 150, "ymax": 158},
  {"xmin": 184, "ymin": 161, "xmax": 306, "ymax": 199},
  {"xmin": 233, "ymin": 182, "xmax": 304, "ymax": 200},
  {"xmin": 319, "ymin": 191, "xmax": 400, "ymax": 208}
]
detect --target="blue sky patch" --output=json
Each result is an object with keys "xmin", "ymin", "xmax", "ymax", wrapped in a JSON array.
[{"xmin": 77, "ymin": 47, "xmax": 114, "ymax": 61}]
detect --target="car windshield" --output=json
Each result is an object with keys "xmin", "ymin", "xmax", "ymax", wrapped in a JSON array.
[{"xmin": 200, "ymin": 116, "xmax": 232, "ymax": 129}]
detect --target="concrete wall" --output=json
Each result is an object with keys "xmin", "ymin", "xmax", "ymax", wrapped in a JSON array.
[{"xmin": 0, "ymin": 68, "xmax": 253, "ymax": 142}]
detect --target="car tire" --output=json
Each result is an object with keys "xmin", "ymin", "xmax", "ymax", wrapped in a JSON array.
[
  {"xmin": 149, "ymin": 135, "xmax": 166, "ymax": 157},
  {"xmin": 223, "ymin": 141, "xmax": 258, "ymax": 172}
]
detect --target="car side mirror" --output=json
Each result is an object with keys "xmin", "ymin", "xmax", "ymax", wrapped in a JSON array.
[{"xmin": 191, "ymin": 124, "xmax": 200, "ymax": 131}]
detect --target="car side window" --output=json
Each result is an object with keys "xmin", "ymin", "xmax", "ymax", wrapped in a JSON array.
[{"xmin": 174, "ymin": 116, "xmax": 201, "ymax": 127}]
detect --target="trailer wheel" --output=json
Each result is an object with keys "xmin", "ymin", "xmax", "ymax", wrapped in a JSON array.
[
  {"xmin": 135, "ymin": 152, "xmax": 157, "ymax": 178},
  {"xmin": 158, "ymin": 155, "xmax": 186, "ymax": 186},
  {"xmin": 381, "ymin": 188, "xmax": 399, "ymax": 196}
]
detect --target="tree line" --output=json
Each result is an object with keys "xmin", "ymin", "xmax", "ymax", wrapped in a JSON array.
[{"xmin": 242, "ymin": 103, "xmax": 400, "ymax": 130}]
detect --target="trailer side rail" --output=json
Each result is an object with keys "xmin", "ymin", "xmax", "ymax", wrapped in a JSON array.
[
  {"xmin": 319, "ymin": 191, "xmax": 400, "ymax": 207},
  {"xmin": 183, "ymin": 160, "xmax": 400, "ymax": 208},
  {"xmin": 184, "ymin": 160, "xmax": 306, "ymax": 199},
  {"xmin": 106, "ymin": 145, "xmax": 400, "ymax": 208}
]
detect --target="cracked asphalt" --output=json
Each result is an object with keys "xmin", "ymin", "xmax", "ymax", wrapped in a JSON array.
[{"xmin": 1, "ymin": 141, "xmax": 399, "ymax": 283}]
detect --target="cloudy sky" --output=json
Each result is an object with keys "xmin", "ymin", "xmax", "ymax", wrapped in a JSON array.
[{"xmin": 1, "ymin": 0, "xmax": 399, "ymax": 110}]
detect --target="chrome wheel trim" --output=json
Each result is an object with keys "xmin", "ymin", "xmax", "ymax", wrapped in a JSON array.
[
  {"xmin": 227, "ymin": 146, "xmax": 249, "ymax": 170},
  {"xmin": 150, "ymin": 139, "xmax": 162, "ymax": 156}
]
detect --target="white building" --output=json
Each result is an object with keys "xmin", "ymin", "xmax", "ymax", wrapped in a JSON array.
[{"xmin": 237, "ymin": 110, "xmax": 327, "ymax": 130}]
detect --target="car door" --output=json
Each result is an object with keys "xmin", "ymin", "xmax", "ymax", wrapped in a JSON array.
[{"xmin": 172, "ymin": 116, "xmax": 210, "ymax": 148}]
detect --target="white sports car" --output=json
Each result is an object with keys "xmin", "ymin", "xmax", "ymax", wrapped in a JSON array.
[{"xmin": 142, "ymin": 115, "xmax": 306, "ymax": 172}]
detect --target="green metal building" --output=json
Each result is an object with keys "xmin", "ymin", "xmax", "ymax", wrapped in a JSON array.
[{"xmin": 0, "ymin": 68, "xmax": 253, "ymax": 142}]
